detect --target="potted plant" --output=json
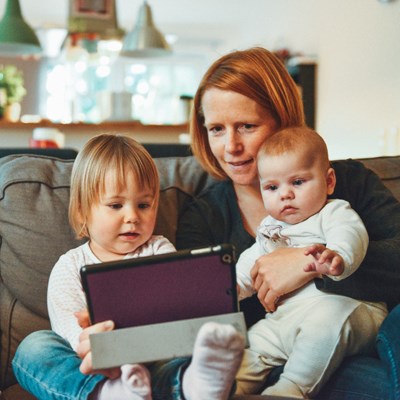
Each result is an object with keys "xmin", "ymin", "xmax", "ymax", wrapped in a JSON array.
[{"xmin": 0, "ymin": 65, "xmax": 27, "ymax": 121}]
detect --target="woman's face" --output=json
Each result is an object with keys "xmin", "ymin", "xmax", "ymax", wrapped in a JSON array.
[{"xmin": 202, "ymin": 88, "xmax": 278, "ymax": 187}]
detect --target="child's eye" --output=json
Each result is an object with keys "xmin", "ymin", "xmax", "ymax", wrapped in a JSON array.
[
  {"xmin": 109, "ymin": 203, "xmax": 122, "ymax": 210},
  {"xmin": 264, "ymin": 184, "xmax": 277, "ymax": 191},
  {"xmin": 293, "ymin": 179, "xmax": 305, "ymax": 186},
  {"xmin": 138, "ymin": 203, "xmax": 151, "ymax": 209}
]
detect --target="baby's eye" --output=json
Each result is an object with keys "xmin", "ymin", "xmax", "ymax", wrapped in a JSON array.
[
  {"xmin": 138, "ymin": 202, "xmax": 151, "ymax": 209},
  {"xmin": 264, "ymin": 184, "xmax": 278, "ymax": 191},
  {"xmin": 293, "ymin": 179, "xmax": 305, "ymax": 186}
]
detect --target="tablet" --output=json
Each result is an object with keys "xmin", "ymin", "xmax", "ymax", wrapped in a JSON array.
[{"xmin": 80, "ymin": 243, "xmax": 238, "ymax": 329}]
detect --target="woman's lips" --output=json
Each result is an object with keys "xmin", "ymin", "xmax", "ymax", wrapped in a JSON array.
[{"xmin": 226, "ymin": 159, "xmax": 253, "ymax": 168}]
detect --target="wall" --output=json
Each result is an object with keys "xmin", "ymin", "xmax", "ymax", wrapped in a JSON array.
[
  {"xmin": 1, "ymin": 0, "xmax": 399, "ymax": 159},
  {"xmin": 161, "ymin": 0, "xmax": 400, "ymax": 159}
]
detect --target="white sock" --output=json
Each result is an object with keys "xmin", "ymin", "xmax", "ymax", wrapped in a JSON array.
[
  {"xmin": 93, "ymin": 364, "xmax": 152, "ymax": 400},
  {"xmin": 182, "ymin": 322, "xmax": 245, "ymax": 400}
]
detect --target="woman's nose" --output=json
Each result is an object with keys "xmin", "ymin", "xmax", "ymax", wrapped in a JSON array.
[{"xmin": 225, "ymin": 130, "xmax": 242, "ymax": 153}]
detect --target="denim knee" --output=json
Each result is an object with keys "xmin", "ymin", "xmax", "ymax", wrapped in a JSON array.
[{"xmin": 377, "ymin": 304, "xmax": 400, "ymax": 400}]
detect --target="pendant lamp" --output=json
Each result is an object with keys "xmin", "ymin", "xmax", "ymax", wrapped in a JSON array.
[
  {"xmin": 0, "ymin": 0, "xmax": 42, "ymax": 56},
  {"xmin": 121, "ymin": 0, "xmax": 171, "ymax": 58}
]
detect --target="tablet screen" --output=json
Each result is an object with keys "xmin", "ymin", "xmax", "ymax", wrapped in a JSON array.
[{"xmin": 80, "ymin": 244, "xmax": 238, "ymax": 329}]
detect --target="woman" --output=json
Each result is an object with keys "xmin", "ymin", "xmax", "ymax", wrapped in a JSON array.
[{"xmin": 176, "ymin": 46, "xmax": 400, "ymax": 398}]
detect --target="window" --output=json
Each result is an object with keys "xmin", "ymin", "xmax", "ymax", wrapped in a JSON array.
[{"xmin": 43, "ymin": 36, "xmax": 206, "ymax": 124}]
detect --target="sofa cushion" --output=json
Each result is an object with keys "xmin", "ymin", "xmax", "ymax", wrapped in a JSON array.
[
  {"xmin": 0, "ymin": 154, "xmax": 214, "ymax": 390},
  {"xmin": 356, "ymin": 155, "xmax": 400, "ymax": 201},
  {"xmin": 0, "ymin": 155, "xmax": 80, "ymax": 388}
]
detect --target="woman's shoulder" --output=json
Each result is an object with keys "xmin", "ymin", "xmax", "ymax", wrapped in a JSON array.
[
  {"xmin": 330, "ymin": 159, "xmax": 375, "ymax": 198},
  {"xmin": 331, "ymin": 158, "xmax": 369, "ymax": 175}
]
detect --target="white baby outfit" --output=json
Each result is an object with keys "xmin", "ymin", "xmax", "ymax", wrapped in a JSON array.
[{"xmin": 235, "ymin": 200, "xmax": 387, "ymax": 398}]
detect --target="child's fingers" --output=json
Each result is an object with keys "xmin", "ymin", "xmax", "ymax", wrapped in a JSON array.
[
  {"xmin": 304, "ymin": 244, "xmax": 318, "ymax": 255},
  {"xmin": 304, "ymin": 263, "xmax": 316, "ymax": 272},
  {"xmin": 74, "ymin": 309, "xmax": 90, "ymax": 328},
  {"xmin": 304, "ymin": 244, "xmax": 326, "ymax": 257},
  {"xmin": 328, "ymin": 257, "xmax": 344, "ymax": 276}
]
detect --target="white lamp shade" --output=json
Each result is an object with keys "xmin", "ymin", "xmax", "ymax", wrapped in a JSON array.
[{"xmin": 121, "ymin": 1, "xmax": 171, "ymax": 58}]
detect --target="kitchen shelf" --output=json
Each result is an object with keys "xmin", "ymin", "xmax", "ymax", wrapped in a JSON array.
[
  {"xmin": 0, "ymin": 120, "xmax": 190, "ymax": 149},
  {"xmin": 0, "ymin": 120, "xmax": 189, "ymax": 133}
]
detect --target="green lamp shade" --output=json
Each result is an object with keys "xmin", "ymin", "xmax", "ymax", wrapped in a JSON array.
[
  {"xmin": 0, "ymin": 0, "xmax": 41, "ymax": 56},
  {"xmin": 121, "ymin": 1, "xmax": 171, "ymax": 58}
]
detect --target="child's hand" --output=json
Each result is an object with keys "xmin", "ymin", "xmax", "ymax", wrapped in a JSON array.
[
  {"xmin": 303, "ymin": 244, "xmax": 344, "ymax": 276},
  {"xmin": 74, "ymin": 309, "xmax": 90, "ymax": 328},
  {"xmin": 76, "ymin": 320, "xmax": 120, "ymax": 379}
]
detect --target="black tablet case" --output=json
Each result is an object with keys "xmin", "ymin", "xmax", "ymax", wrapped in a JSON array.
[{"xmin": 80, "ymin": 244, "xmax": 238, "ymax": 329}]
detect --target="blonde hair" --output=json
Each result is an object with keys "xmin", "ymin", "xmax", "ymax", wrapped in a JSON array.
[
  {"xmin": 190, "ymin": 47, "xmax": 305, "ymax": 180},
  {"xmin": 258, "ymin": 126, "xmax": 331, "ymax": 170},
  {"xmin": 69, "ymin": 134, "xmax": 159, "ymax": 239}
]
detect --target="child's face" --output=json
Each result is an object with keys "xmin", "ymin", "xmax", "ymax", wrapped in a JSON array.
[
  {"xmin": 86, "ymin": 170, "xmax": 158, "ymax": 261},
  {"xmin": 258, "ymin": 151, "xmax": 335, "ymax": 224}
]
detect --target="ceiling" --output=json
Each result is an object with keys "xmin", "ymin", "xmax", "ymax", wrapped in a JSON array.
[
  {"xmin": 0, "ymin": 0, "xmax": 247, "ymax": 40},
  {"xmin": 0, "ymin": 0, "xmax": 253, "ymax": 58}
]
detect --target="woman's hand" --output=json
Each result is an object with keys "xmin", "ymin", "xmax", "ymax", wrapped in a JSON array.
[
  {"xmin": 74, "ymin": 310, "xmax": 120, "ymax": 379},
  {"xmin": 250, "ymin": 247, "xmax": 320, "ymax": 312}
]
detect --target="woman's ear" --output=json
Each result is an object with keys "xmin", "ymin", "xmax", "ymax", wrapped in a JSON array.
[{"xmin": 326, "ymin": 167, "xmax": 336, "ymax": 195}]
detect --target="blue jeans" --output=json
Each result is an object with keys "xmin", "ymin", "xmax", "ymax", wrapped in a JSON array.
[
  {"xmin": 12, "ymin": 330, "xmax": 190, "ymax": 400},
  {"xmin": 315, "ymin": 304, "xmax": 400, "ymax": 400},
  {"xmin": 377, "ymin": 304, "xmax": 400, "ymax": 400},
  {"xmin": 12, "ymin": 306, "xmax": 400, "ymax": 400}
]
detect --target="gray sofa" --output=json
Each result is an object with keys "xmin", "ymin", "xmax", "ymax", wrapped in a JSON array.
[{"xmin": 1, "ymin": 152, "xmax": 400, "ymax": 399}]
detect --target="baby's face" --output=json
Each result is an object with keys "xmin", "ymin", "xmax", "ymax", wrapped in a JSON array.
[
  {"xmin": 87, "ymin": 170, "xmax": 158, "ymax": 261},
  {"xmin": 258, "ymin": 152, "xmax": 335, "ymax": 224}
]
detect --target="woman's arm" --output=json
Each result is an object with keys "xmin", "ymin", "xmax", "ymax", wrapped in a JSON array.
[
  {"xmin": 177, "ymin": 182, "xmax": 319, "ymax": 314},
  {"xmin": 319, "ymin": 160, "xmax": 400, "ymax": 308}
]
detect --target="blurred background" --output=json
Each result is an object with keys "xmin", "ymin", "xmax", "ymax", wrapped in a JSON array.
[{"xmin": 0, "ymin": 0, "xmax": 399, "ymax": 158}]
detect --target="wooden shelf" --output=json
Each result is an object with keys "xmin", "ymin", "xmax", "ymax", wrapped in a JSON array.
[
  {"xmin": 0, "ymin": 120, "xmax": 189, "ymax": 133},
  {"xmin": 0, "ymin": 120, "xmax": 190, "ymax": 149}
]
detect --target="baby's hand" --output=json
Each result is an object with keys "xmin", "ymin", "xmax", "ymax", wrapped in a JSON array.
[{"xmin": 303, "ymin": 244, "xmax": 344, "ymax": 276}]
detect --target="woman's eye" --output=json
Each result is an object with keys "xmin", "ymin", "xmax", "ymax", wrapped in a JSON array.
[
  {"xmin": 208, "ymin": 126, "xmax": 224, "ymax": 136},
  {"xmin": 238, "ymin": 124, "xmax": 256, "ymax": 133}
]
